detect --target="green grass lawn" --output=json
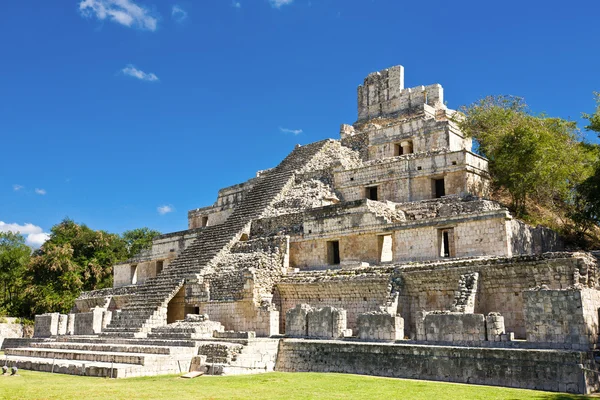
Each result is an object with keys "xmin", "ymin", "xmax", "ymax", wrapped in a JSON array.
[{"xmin": 0, "ymin": 371, "xmax": 593, "ymax": 400}]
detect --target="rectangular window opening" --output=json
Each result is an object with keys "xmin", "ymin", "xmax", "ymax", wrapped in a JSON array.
[
  {"xmin": 201, "ymin": 216, "xmax": 209, "ymax": 227},
  {"xmin": 366, "ymin": 186, "xmax": 378, "ymax": 201},
  {"xmin": 378, "ymin": 234, "xmax": 393, "ymax": 263},
  {"xmin": 327, "ymin": 240, "xmax": 340, "ymax": 265},
  {"xmin": 156, "ymin": 260, "xmax": 164, "ymax": 275}
]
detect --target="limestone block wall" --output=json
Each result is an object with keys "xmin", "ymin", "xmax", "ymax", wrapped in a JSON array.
[
  {"xmin": 275, "ymin": 273, "xmax": 391, "ymax": 333},
  {"xmin": 523, "ymin": 288, "xmax": 600, "ymax": 350},
  {"xmin": 393, "ymin": 215, "xmax": 510, "ymax": 262},
  {"xmin": 197, "ymin": 300, "xmax": 279, "ymax": 337},
  {"xmin": 285, "ymin": 304, "xmax": 311, "ymax": 337},
  {"xmin": 367, "ymin": 119, "xmax": 452, "ymax": 159},
  {"xmin": 357, "ymin": 312, "xmax": 404, "ymax": 341},
  {"xmin": 509, "ymin": 220, "xmax": 564, "ymax": 256},
  {"xmin": 34, "ymin": 313, "xmax": 60, "ymax": 337},
  {"xmin": 307, "ymin": 306, "xmax": 348, "ymax": 339},
  {"xmin": 357, "ymin": 70, "xmax": 444, "ymax": 121},
  {"xmin": 394, "ymin": 253, "xmax": 596, "ymax": 338},
  {"xmin": 334, "ymin": 151, "xmax": 488, "ymax": 203},
  {"xmin": 418, "ymin": 312, "xmax": 486, "ymax": 342},
  {"xmin": 0, "ymin": 319, "xmax": 24, "ymax": 348},
  {"xmin": 73, "ymin": 308, "xmax": 105, "ymax": 335},
  {"xmin": 275, "ymin": 340, "xmax": 598, "ymax": 394}
]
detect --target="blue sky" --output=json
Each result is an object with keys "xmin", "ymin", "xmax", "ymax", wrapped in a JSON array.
[{"xmin": 1, "ymin": 0, "xmax": 599, "ymax": 246}]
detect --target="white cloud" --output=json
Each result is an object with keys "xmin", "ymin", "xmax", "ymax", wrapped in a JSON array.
[
  {"xmin": 26, "ymin": 233, "xmax": 51, "ymax": 248},
  {"xmin": 35, "ymin": 188, "xmax": 47, "ymax": 195},
  {"xmin": 280, "ymin": 127, "xmax": 303, "ymax": 135},
  {"xmin": 0, "ymin": 221, "xmax": 50, "ymax": 248},
  {"xmin": 269, "ymin": 0, "xmax": 293, "ymax": 8},
  {"xmin": 171, "ymin": 5, "xmax": 187, "ymax": 22},
  {"xmin": 121, "ymin": 65, "xmax": 159, "ymax": 82},
  {"xmin": 157, "ymin": 205, "xmax": 174, "ymax": 215},
  {"xmin": 233, "ymin": 1, "xmax": 241, "ymax": 8},
  {"xmin": 13, "ymin": 184, "xmax": 24, "ymax": 191},
  {"xmin": 79, "ymin": 0, "xmax": 158, "ymax": 31}
]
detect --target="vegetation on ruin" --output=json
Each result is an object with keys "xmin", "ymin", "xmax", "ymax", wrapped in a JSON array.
[
  {"xmin": 0, "ymin": 371, "xmax": 591, "ymax": 400},
  {"xmin": 459, "ymin": 94, "xmax": 600, "ymax": 248},
  {"xmin": 0, "ymin": 220, "xmax": 160, "ymax": 320}
]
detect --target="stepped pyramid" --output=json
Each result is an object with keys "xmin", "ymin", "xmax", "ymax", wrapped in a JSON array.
[{"xmin": 102, "ymin": 140, "xmax": 332, "ymax": 337}]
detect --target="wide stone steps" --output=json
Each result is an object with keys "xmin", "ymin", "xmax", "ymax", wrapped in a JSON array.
[
  {"xmin": 6, "ymin": 347, "xmax": 159, "ymax": 366},
  {"xmin": 28, "ymin": 341, "xmax": 178, "ymax": 355},
  {"xmin": 3, "ymin": 337, "xmax": 199, "ymax": 378}
]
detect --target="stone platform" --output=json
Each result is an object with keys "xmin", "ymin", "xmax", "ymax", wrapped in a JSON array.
[{"xmin": 275, "ymin": 339, "xmax": 599, "ymax": 394}]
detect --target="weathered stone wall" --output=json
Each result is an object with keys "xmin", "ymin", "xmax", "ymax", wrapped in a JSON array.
[
  {"xmin": 357, "ymin": 67, "xmax": 444, "ymax": 121},
  {"xmin": 197, "ymin": 300, "xmax": 279, "ymax": 337},
  {"xmin": 394, "ymin": 253, "xmax": 597, "ymax": 338},
  {"xmin": 0, "ymin": 319, "xmax": 24, "ymax": 348},
  {"xmin": 73, "ymin": 308, "xmax": 105, "ymax": 335},
  {"xmin": 334, "ymin": 151, "xmax": 488, "ymax": 203},
  {"xmin": 285, "ymin": 304, "xmax": 311, "ymax": 337},
  {"xmin": 523, "ymin": 287, "xmax": 600, "ymax": 350},
  {"xmin": 275, "ymin": 340, "xmax": 598, "ymax": 394},
  {"xmin": 34, "ymin": 313, "xmax": 60, "ymax": 337},
  {"xmin": 510, "ymin": 220, "xmax": 564, "ymax": 256},
  {"xmin": 418, "ymin": 312, "xmax": 486, "ymax": 342},
  {"xmin": 275, "ymin": 270, "xmax": 391, "ymax": 333},
  {"xmin": 357, "ymin": 312, "xmax": 404, "ymax": 341},
  {"xmin": 192, "ymin": 236, "xmax": 289, "ymax": 303},
  {"xmin": 306, "ymin": 306, "xmax": 348, "ymax": 339}
]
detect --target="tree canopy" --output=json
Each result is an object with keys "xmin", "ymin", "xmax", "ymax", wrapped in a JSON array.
[
  {"xmin": 0, "ymin": 219, "xmax": 160, "ymax": 319},
  {"xmin": 458, "ymin": 95, "xmax": 596, "ymax": 218}
]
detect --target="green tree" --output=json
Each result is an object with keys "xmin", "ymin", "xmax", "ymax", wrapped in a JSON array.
[
  {"xmin": 458, "ymin": 96, "xmax": 595, "ymax": 217},
  {"xmin": 21, "ymin": 219, "xmax": 128, "ymax": 317},
  {"xmin": 571, "ymin": 93, "xmax": 600, "ymax": 239},
  {"xmin": 0, "ymin": 232, "xmax": 31, "ymax": 316},
  {"xmin": 121, "ymin": 227, "xmax": 160, "ymax": 259}
]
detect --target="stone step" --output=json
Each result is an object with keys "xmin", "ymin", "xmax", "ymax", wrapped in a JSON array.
[
  {"xmin": 6, "ymin": 347, "xmax": 160, "ymax": 366},
  {"xmin": 3, "ymin": 355, "xmax": 139, "ymax": 378},
  {"xmin": 3, "ymin": 354, "xmax": 192, "ymax": 378},
  {"xmin": 28, "ymin": 341, "xmax": 190, "ymax": 356},
  {"xmin": 56, "ymin": 336, "xmax": 197, "ymax": 348}
]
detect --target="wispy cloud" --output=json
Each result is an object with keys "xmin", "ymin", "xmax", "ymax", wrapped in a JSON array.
[
  {"xmin": 13, "ymin": 184, "xmax": 24, "ymax": 191},
  {"xmin": 79, "ymin": 0, "xmax": 158, "ymax": 31},
  {"xmin": 232, "ymin": 1, "xmax": 241, "ymax": 8},
  {"xmin": 280, "ymin": 127, "xmax": 303, "ymax": 135},
  {"xmin": 171, "ymin": 5, "xmax": 187, "ymax": 22},
  {"xmin": 35, "ymin": 188, "xmax": 46, "ymax": 195},
  {"xmin": 157, "ymin": 205, "xmax": 174, "ymax": 215},
  {"xmin": 0, "ymin": 221, "xmax": 50, "ymax": 248},
  {"xmin": 121, "ymin": 65, "xmax": 159, "ymax": 82},
  {"xmin": 269, "ymin": 0, "xmax": 293, "ymax": 8}
]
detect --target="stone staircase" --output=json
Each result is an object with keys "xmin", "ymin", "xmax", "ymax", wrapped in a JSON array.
[
  {"xmin": 101, "ymin": 140, "xmax": 332, "ymax": 338},
  {"xmin": 2, "ymin": 334, "xmax": 280, "ymax": 378},
  {"xmin": 2, "ymin": 336, "xmax": 199, "ymax": 378}
]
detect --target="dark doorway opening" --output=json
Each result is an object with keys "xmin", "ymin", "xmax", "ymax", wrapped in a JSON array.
[
  {"xmin": 434, "ymin": 178, "xmax": 445, "ymax": 198},
  {"xmin": 366, "ymin": 186, "xmax": 378, "ymax": 201},
  {"xmin": 327, "ymin": 240, "xmax": 340, "ymax": 265}
]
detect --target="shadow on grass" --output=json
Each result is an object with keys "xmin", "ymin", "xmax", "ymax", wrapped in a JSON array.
[{"xmin": 530, "ymin": 395, "xmax": 594, "ymax": 400}]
